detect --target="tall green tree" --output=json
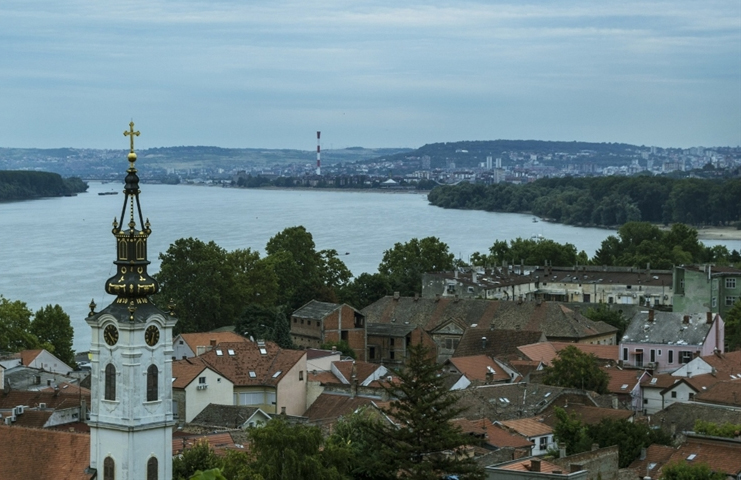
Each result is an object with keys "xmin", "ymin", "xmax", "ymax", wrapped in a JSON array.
[
  {"xmin": 339, "ymin": 272, "xmax": 392, "ymax": 310},
  {"xmin": 378, "ymin": 237, "xmax": 454, "ymax": 296},
  {"xmin": 235, "ymin": 304, "xmax": 294, "ymax": 349},
  {"xmin": 327, "ymin": 408, "xmax": 397, "ymax": 480},
  {"xmin": 173, "ymin": 439, "xmax": 224, "ymax": 480},
  {"xmin": 660, "ymin": 462, "xmax": 725, "ymax": 480},
  {"xmin": 30, "ymin": 304, "xmax": 76, "ymax": 367},
  {"xmin": 724, "ymin": 299, "xmax": 741, "ymax": 351},
  {"xmin": 584, "ymin": 305, "xmax": 628, "ymax": 339},
  {"xmin": 0, "ymin": 296, "xmax": 39, "ymax": 352},
  {"xmin": 372, "ymin": 343, "xmax": 484, "ymax": 480},
  {"xmin": 542, "ymin": 345, "xmax": 609, "ymax": 394},
  {"xmin": 246, "ymin": 418, "xmax": 351, "ymax": 480}
]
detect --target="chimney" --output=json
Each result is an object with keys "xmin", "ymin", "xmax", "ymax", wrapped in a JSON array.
[
  {"xmin": 393, "ymin": 291, "xmax": 400, "ymax": 300},
  {"xmin": 80, "ymin": 399, "xmax": 87, "ymax": 419},
  {"xmin": 331, "ymin": 345, "xmax": 337, "ymax": 353},
  {"xmin": 414, "ymin": 293, "xmax": 419, "ymax": 302},
  {"xmin": 530, "ymin": 459, "xmax": 541, "ymax": 472},
  {"xmin": 280, "ymin": 406, "xmax": 286, "ymax": 415},
  {"xmin": 612, "ymin": 397, "xmax": 618, "ymax": 409},
  {"xmin": 472, "ymin": 272, "xmax": 477, "ymax": 284},
  {"xmin": 683, "ymin": 315, "xmax": 690, "ymax": 324},
  {"xmin": 591, "ymin": 443, "xmax": 599, "ymax": 451},
  {"xmin": 210, "ymin": 339, "xmax": 216, "ymax": 347},
  {"xmin": 640, "ymin": 447, "xmax": 647, "ymax": 460},
  {"xmin": 481, "ymin": 337, "xmax": 487, "ymax": 349},
  {"xmin": 648, "ymin": 310, "xmax": 654, "ymax": 322},
  {"xmin": 706, "ymin": 312, "xmax": 713, "ymax": 324},
  {"xmin": 559, "ymin": 447, "xmax": 566, "ymax": 458},
  {"xmin": 435, "ymin": 294, "xmax": 441, "ymax": 302}
]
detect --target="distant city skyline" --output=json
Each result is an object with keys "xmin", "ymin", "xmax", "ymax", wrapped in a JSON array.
[{"xmin": 1, "ymin": 0, "xmax": 739, "ymax": 151}]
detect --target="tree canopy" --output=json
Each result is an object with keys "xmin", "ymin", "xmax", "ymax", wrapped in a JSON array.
[
  {"xmin": 378, "ymin": 237, "xmax": 455, "ymax": 297},
  {"xmin": 30, "ymin": 304, "xmax": 76, "ymax": 367},
  {"xmin": 372, "ymin": 343, "xmax": 484, "ymax": 480},
  {"xmin": 542, "ymin": 345, "xmax": 609, "ymax": 394},
  {"xmin": 660, "ymin": 461, "xmax": 725, "ymax": 480}
]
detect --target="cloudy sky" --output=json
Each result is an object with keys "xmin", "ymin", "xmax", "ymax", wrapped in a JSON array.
[{"xmin": 1, "ymin": 0, "xmax": 739, "ymax": 150}]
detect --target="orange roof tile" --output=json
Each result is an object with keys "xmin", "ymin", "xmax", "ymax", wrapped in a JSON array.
[
  {"xmin": 449, "ymin": 355, "xmax": 509, "ymax": 382},
  {"xmin": 499, "ymin": 417, "xmax": 553, "ymax": 438},
  {"xmin": 40, "ymin": 382, "xmax": 91, "ymax": 396},
  {"xmin": 0, "ymin": 390, "xmax": 90, "ymax": 410},
  {"xmin": 701, "ymin": 350, "xmax": 741, "ymax": 375},
  {"xmin": 498, "ymin": 458, "xmax": 564, "ymax": 473},
  {"xmin": 199, "ymin": 341, "xmax": 305, "ymax": 387},
  {"xmin": 0, "ymin": 425, "xmax": 92, "ymax": 480},
  {"xmin": 332, "ymin": 360, "xmax": 381, "ymax": 385},
  {"xmin": 173, "ymin": 432, "xmax": 244, "ymax": 457},
  {"xmin": 20, "ymin": 349, "xmax": 43, "ymax": 366},
  {"xmin": 308, "ymin": 370, "xmax": 341, "ymax": 384},
  {"xmin": 694, "ymin": 378, "xmax": 741, "ymax": 406},
  {"xmin": 552, "ymin": 342, "xmax": 619, "ymax": 362},
  {"xmin": 178, "ymin": 332, "xmax": 249, "ymax": 355},
  {"xmin": 304, "ymin": 393, "xmax": 378, "ymax": 425},
  {"xmin": 664, "ymin": 436, "xmax": 741, "ymax": 475},
  {"xmin": 172, "ymin": 357, "xmax": 210, "ymax": 389},
  {"xmin": 602, "ymin": 367, "xmax": 648, "ymax": 394}
]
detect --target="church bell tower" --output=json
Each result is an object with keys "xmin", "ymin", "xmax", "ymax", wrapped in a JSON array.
[{"xmin": 87, "ymin": 122, "xmax": 177, "ymax": 480}]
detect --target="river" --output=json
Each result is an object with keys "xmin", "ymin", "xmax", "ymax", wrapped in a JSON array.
[{"xmin": 1, "ymin": 181, "xmax": 738, "ymax": 351}]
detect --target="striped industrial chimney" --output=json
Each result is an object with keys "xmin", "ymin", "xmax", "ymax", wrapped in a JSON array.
[{"xmin": 316, "ymin": 131, "xmax": 321, "ymax": 176}]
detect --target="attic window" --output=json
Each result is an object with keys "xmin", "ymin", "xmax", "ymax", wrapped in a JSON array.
[
  {"xmin": 272, "ymin": 371, "xmax": 282, "ymax": 378},
  {"xmin": 228, "ymin": 349, "xmax": 235, "ymax": 356},
  {"xmin": 249, "ymin": 371, "xmax": 256, "ymax": 378},
  {"xmin": 259, "ymin": 348, "xmax": 267, "ymax": 355},
  {"xmin": 544, "ymin": 392, "xmax": 551, "ymax": 398},
  {"xmin": 621, "ymin": 384, "xmax": 629, "ymax": 390},
  {"xmin": 687, "ymin": 454, "xmax": 697, "ymax": 461},
  {"xmin": 216, "ymin": 349, "xmax": 223, "ymax": 356},
  {"xmin": 650, "ymin": 378, "xmax": 657, "ymax": 384}
]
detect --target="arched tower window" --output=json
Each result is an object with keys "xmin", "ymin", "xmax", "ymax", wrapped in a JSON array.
[
  {"xmin": 105, "ymin": 364, "xmax": 116, "ymax": 401},
  {"xmin": 147, "ymin": 364, "xmax": 158, "ymax": 402},
  {"xmin": 104, "ymin": 456, "xmax": 115, "ymax": 480},
  {"xmin": 147, "ymin": 457, "xmax": 158, "ymax": 480}
]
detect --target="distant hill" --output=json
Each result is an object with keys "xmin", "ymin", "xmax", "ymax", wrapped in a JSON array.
[
  {"xmin": 360, "ymin": 139, "xmax": 645, "ymax": 169},
  {"xmin": 0, "ymin": 171, "xmax": 88, "ymax": 201}
]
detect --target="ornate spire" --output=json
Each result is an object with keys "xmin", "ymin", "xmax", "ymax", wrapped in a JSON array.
[{"xmin": 103, "ymin": 122, "xmax": 159, "ymax": 311}]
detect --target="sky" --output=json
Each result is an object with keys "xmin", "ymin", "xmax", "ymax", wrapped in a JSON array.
[{"xmin": 1, "ymin": 0, "xmax": 739, "ymax": 150}]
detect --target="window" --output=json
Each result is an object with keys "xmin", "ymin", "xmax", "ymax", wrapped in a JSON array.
[
  {"xmin": 726, "ymin": 296, "xmax": 738, "ymax": 306},
  {"xmin": 389, "ymin": 338, "xmax": 395, "ymax": 347},
  {"xmin": 623, "ymin": 348, "xmax": 628, "ymax": 361},
  {"xmin": 671, "ymin": 391, "xmax": 677, "ymax": 398},
  {"xmin": 369, "ymin": 346, "xmax": 376, "ymax": 360},
  {"xmin": 299, "ymin": 370, "xmax": 303, "ymax": 381},
  {"xmin": 104, "ymin": 457, "xmax": 115, "ymax": 480},
  {"xmin": 668, "ymin": 350, "xmax": 674, "ymax": 364},
  {"xmin": 147, "ymin": 457, "xmax": 158, "ymax": 480},
  {"xmin": 713, "ymin": 297, "xmax": 717, "ymax": 308},
  {"xmin": 341, "ymin": 330, "xmax": 348, "ymax": 342},
  {"xmin": 390, "ymin": 351, "xmax": 395, "ymax": 360},
  {"xmin": 650, "ymin": 350, "xmax": 656, "ymax": 363},
  {"xmin": 539, "ymin": 436, "xmax": 548, "ymax": 449},
  {"xmin": 199, "ymin": 376, "xmax": 206, "ymax": 384},
  {"xmin": 105, "ymin": 364, "xmax": 116, "ymax": 401},
  {"xmin": 307, "ymin": 321, "xmax": 311, "ymax": 326},
  {"xmin": 680, "ymin": 351, "xmax": 693, "ymax": 364},
  {"xmin": 147, "ymin": 365, "xmax": 158, "ymax": 402},
  {"xmin": 689, "ymin": 393, "xmax": 695, "ymax": 401},
  {"xmin": 727, "ymin": 278, "xmax": 737, "ymax": 289}
]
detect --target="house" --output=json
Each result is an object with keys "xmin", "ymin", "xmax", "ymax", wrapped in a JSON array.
[
  {"xmin": 306, "ymin": 348, "xmax": 342, "ymax": 372},
  {"xmin": 619, "ymin": 310, "xmax": 724, "ymax": 373},
  {"xmin": 290, "ymin": 301, "xmax": 367, "ymax": 360},
  {"xmin": 629, "ymin": 434, "xmax": 741, "ymax": 479},
  {"xmin": 365, "ymin": 322, "xmax": 437, "ymax": 365},
  {"xmin": 601, "ymin": 367, "xmax": 651, "ymax": 411},
  {"xmin": 517, "ymin": 342, "xmax": 619, "ymax": 367},
  {"xmin": 647, "ymin": 402, "xmax": 741, "ymax": 443},
  {"xmin": 445, "ymin": 355, "xmax": 517, "ymax": 390},
  {"xmin": 306, "ymin": 359, "xmax": 393, "ymax": 410},
  {"xmin": 190, "ymin": 403, "xmax": 271, "ymax": 429},
  {"xmin": 172, "ymin": 331, "xmax": 249, "ymax": 359},
  {"xmin": 497, "ymin": 417, "xmax": 556, "ymax": 455},
  {"xmin": 11, "ymin": 349, "xmax": 74, "ymax": 375},
  {"xmin": 303, "ymin": 392, "xmax": 385, "ymax": 430},
  {"xmin": 0, "ymin": 389, "xmax": 90, "ymax": 429},
  {"xmin": 422, "ymin": 267, "xmax": 536, "ymax": 301},
  {"xmin": 694, "ymin": 378, "xmax": 741, "ymax": 407},
  {"xmin": 0, "ymin": 425, "xmax": 93, "ymax": 480},
  {"xmin": 453, "ymin": 327, "xmax": 545, "ymax": 362},
  {"xmin": 452, "ymin": 418, "xmax": 533, "ymax": 456},
  {"xmin": 362, "ymin": 296, "xmax": 618, "ymax": 365},
  {"xmin": 198, "ymin": 340, "xmax": 307, "ymax": 416},
  {"xmin": 673, "ymin": 264, "xmax": 741, "ymax": 317},
  {"xmin": 485, "ymin": 457, "xmax": 587, "ymax": 479},
  {"xmin": 172, "ymin": 357, "xmax": 234, "ymax": 422},
  {"xmin": 540, "ymin": 403, "xmax": 633, "ymax": 428}
]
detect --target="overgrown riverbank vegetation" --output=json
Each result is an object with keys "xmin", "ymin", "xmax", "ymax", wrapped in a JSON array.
[
  {"xmin": 428, "ymin": 176, "xmax": 741, "ymax": 228},
  {"xmin": 0, "ymin": 170, "xmax": 88, "ymax": 201}
]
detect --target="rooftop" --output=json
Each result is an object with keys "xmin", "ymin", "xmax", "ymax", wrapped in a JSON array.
[{"xmin": 0, "ymin": 425, "xmax": 92, "ymax": 480}]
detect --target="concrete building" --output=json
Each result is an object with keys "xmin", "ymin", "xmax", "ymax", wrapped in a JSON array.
[{"xmin": 673, "ymin": 265, "xmax": 741, "ymax": 317}]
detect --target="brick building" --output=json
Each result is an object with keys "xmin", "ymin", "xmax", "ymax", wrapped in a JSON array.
[{"xmin": 290, "ymin": 301, "xmax": 367, "ymax": 361}]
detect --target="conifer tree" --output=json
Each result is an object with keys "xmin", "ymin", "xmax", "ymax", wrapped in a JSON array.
[{"xmin": 373, "ymin": 343, "xmax": 484, "ymax": 480}]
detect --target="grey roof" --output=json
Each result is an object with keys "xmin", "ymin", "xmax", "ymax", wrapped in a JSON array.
[
  {"xmin": 453, "ymin": 327, "xmax": 545, "ymax": 359},
  {"xmin": 362, "ymin": 297, "xmax": 616, "ymax": 341},
  {"xmin": 191, "ymin": 403, "xmax": 267, "ymax": 428},
  {"xmin": 292, "ymin": 300, "xmax": 342, "ymax": 319},
  {"xmin": 366, "ymin": 323, "xmax": 417, "ymax": 337},
  {"xmin": 621, "ymin": 312, "xmax": 713, "ymax": 346},
  {"xmin": 648, "ymin": 402, "xmax": 741, "ymax": 435}
]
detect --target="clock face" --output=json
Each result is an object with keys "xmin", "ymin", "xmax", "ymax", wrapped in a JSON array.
[
  {"xmin": 104, "ymin": 325, "xmax": 118, "ymax": 346},
  {"xmin": 145, "ymin": 325, "xmax": 160, "ymax": 346}
]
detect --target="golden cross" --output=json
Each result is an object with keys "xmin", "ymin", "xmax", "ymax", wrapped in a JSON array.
[{"xmin": 124, "ymin": 121, "xmax": 140, "ymax": 152}]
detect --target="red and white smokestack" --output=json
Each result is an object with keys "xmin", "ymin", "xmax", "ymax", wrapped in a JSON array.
[{"xmin": 316, "ymin": 131, "xmax": 321, "ymax": 176}]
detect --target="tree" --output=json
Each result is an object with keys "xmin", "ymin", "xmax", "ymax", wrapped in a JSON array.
[
  {"xmin": 724, "ymin": 299, "xmax": 741, "ymax": 351},
  {"xmin": 29, "ymin": 304, "xmax": 76, "ymax": 367},
  {"xmin": 188, "ymin": 469, "xmax": 229, "ymax": 480},
  {"xmin": 320, "ymin": 340, "xmax": 357, "ymax": 360},
  {"xmin": 542, "ymin": 345, "xmax": 609, "ymax": 394},
  {"xmin": 0, "ymin": 296, "xmax": 40, "ymax": 353},
  {"xmin": 173, "ymin": 439, "xmax": 224, "ymax": 480},
  {"xmin": 246, "ymin": 418, "xmax": 350, "ymax": 480},
  {"xmin": 339, "ymin": 272, "xmax": 392, "ymax": 310},
  {"xmin": 235, "ymin": 304, "xmax": 293, "ymax": 349},
  {"xmin": 372, "ymin": 343, "xmax": 484, "ymax": 480},
  {"xmin": 552, "ymin": 408, "xmax": 592, "ymax": 456},
  {"xmin": 584, "ymin": 305, "xmax": 628, "ymax": 339},
  {"xmin": 327, "ymin": 408, "xmax": 397, "ymax": 480},
  {"xmin": 155, "ymin": 239, "xmax": 276, "ymax": 333},
  {"xmin": 660, "ymin": 461, "xmax": 725, "ymax": 480},
  {"xmin": 378, "ymin": 237, "xmax": 455, "ymax": 296}
]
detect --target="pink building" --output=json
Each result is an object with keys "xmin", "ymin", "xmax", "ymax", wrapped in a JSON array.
[{"xmin": 620, "ymin": 311, "xmax": 724, "ymax": 374}]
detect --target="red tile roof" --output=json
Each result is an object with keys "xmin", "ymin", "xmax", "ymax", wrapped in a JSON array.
[
  {"xmin": 449, "ymin": 355, "xmax": 510, "ymax": 382},
  {"xmin": 628, "ymin": 444, "xmax": 674, "ymax": 477},
  {"xmin": 198, "ymin": 341, "xmax": 305, "ymax": 387},
  {"xmin": 0, "ymin": 390, "xmax": 90, "ymax": 410},
  {"xmin": 499, "ymin": 417, "xmax": 553, "ymax": 438},
  {"xmin": 665, "ymin": 436, "xmax": 741, "ymax": 476},
  {"xmin": 172, "ymin": 357, "xmax": 210, "ymax": 389},
  {"xmin": 332, "ymin": 360, "xmax": 381, "ymax": 385},
  {"xmin": 303, "ymin": 393, "xmax": 378, "ymax": 425},
  {"xmin": 497, "ymin": 458, "xmax": 565, "ymax": 473},
  {"xmin": 694, "ymin": 378, "xmax": 741, "ymax": 406},
  {"xmin": 172, "ymin": 432, "xmax": 245, "ymax": 457},
  {"xmin": 0, "ymin": 425, "xmax": 92, "ymax": 480},
  {"xmin": 602, "ymin": 367, "xmax": 648, "ymax": 394},
  {"xmin": 518, "ymin": 341, "xmax": 619, "ymax": 366},
  {"xmin": 178, "ymin": 332, "xmax": 249, "ymax": 355},
  {"xmin": 20, "ymin": 349, "xmax": 43, "ymax": 366}
]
